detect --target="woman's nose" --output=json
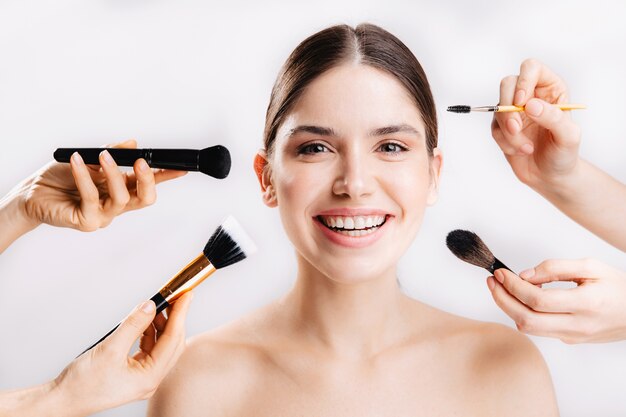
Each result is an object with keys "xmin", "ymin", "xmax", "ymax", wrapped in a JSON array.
[{"xmin": 331, "ymin": 152, "xmax": 375, "ymax": 199}]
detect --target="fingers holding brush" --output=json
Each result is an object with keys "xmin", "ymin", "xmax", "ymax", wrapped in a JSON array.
[
  {"xmin": 487, "ymin": 275, "xmax": 578, "ymax": 340},
  {"xmin": 488, "ymin": 261, "xmax": 626, "ymax": 343},
  {"xmin": 493, "ymin": 269, "xmax": 581, "ymax": 313},
  {"xmin": 492, "ymin": 75, "xmax": 532, "ymax": 156},
  {"xmin": 514, "ymin": 58, "xmax": 568, "ymax": 107},
  {"xmin": 52, "ymin": 293, "xmax": 193, "ymax": 417},
  {"xmin": 490, "ymin": 59, "xmax": 584, "ymax": 190}
]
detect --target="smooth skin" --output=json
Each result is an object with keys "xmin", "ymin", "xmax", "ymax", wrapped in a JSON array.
[
  {"xmin": 0, "ymin": 141, "xmax": 192, "ymax": 417},
  {"xmin": 489, "ymin": 58, "xmax": 626, "ymax": 343},
  {"xmin": 149, "ymin": 64, "xmax": 558, "ymax": 416}
]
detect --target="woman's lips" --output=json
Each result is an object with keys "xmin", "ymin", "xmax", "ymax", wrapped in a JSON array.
[{"xmin": 313, "ymin": 214, "xmax": 391, "ymax": 248}]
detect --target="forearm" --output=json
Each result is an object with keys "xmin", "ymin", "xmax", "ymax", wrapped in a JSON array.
[
  {"xmin": 534, "ymin": 158, "xmax": 626, "ymax": 251},
  {"xmin": 0, "ymin": 181, "xmax": 39, "ymax": 254},
  {"xmin": 0, "ymin": 380, "xmax": 83, "ymax": 417}
]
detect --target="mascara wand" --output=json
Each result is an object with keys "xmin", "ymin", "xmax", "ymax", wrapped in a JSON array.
[{"xmin": 447, "ymin": 104, "xmax": 586, "ymax": 114}]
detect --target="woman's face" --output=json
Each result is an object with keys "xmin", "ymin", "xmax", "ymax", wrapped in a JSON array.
[{"xmin": 260, "ymin": 64, "xmax": 442, "ymax": 283}]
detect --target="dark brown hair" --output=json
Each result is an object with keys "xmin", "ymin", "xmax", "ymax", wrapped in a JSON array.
[{"xmin": 263, "ymin": 23, "xmax": 437, "ymax": 156}]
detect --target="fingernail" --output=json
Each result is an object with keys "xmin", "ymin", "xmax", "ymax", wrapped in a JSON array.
[
  {"xmin": 140, "ymin": 300, "xmax": 155, "ymax": 314},
  {"xmin": 101, "ymin": 150, "xmax": 114, "ymax": 165},
  {"xmin": 525, "ymin": 99, "xmax": 543, "ymax": 117},
  {"xmin": 139, "ymin": 159, "xmax": 149, "ymax": 172},
  {"xmin": 520, "ymin": 268, "xmax": 536, "ymax": 279},
  {"xmin": 487, "ymin": 276, "xmax": 495, "ymax": 291},
  {"xmin": 520, "ymin": 143, "xmax": 534, "ymax": 155},
  {"xmin": 514, "ymin": 90, "xmax": 525, "ymax": 106},
  {"xmin": 494, "ymin": 270, "xmax": 504, "ymax": 283},
  {"xmin": 72, "ymin": 152, "xmax": 84, "ymax": 166}
]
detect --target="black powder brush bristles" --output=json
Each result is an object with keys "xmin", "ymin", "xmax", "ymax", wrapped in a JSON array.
[
  {"xmin": 204, "ymin": 216, "xmax": 257, "ymax": 269},
  {"xmin": 199, "ymin": 145, "xmax": 231, "ymax": 179},
  {"xmin": 446, "ymin": 229, "xmax": 512, "ymax": 274}
]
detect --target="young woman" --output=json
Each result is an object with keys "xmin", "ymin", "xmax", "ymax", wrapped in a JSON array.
[{"xmin": 148, "ymin": 24, "xmax": 559, "ymax": 416}]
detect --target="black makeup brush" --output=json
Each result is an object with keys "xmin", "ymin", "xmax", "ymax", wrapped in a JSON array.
[
  {"xmin": 54, "ymin": 145, "xmax": 231, "ymax": 179},
  {"xmin": 80, "ymin": 216, "xmax": 256, "ymax": 355},
  {"xmin": 445, "ymin": 229, "xmax": 512, "ymax": 274}
]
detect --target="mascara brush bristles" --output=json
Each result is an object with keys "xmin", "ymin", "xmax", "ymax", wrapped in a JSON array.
[{"xmin": 445, "ymin": 229, "xmax": 512, "ymax": 274}]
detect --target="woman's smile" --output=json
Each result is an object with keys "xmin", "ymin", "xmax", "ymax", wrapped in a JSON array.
[{"xmin": 313, "ymin": 208, "xmax": 393, "ymax": 248}]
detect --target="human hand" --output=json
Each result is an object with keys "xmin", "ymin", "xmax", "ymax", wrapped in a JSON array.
[
  {"xmin": 491, "ymin": 59, "xmax": 582, "ymax": 192},
  {"xmin": 487, "ymin": 259, "xmax": 626, "ymax": 344},
  {"xmin": 52, "ymin": 292, "xmax": 193, "ymax": 417},
  {"xmin": 14, "ymin": 139, "xmax": 186, "ymax": 232}
]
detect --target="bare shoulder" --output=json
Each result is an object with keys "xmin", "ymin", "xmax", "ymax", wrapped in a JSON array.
[
  {"xmin": 470, "ymin": 321, "xmax": 559, "ymax": 415},
  {"xmin": 147, "ymin": 305, "xmax": 279, "ymax": 417},
  {"xmin": 420, "ymin": 306, "xmax": 559, "ymax": 416}
]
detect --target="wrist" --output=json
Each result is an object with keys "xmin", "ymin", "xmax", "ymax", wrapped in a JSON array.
[
  {"xmin": 0, "ymin": 380, "xmax": 83, "ymax": 417},
  {"xmin": 0, "ymin": 180, "xmax": 41, "ymax": 252},
  {"xmin": 528, "ymin": 158, "xmax": 586, "ymax": 204}
]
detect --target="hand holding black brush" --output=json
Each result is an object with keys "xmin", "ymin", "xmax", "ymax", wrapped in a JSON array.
[
  {"xmin": 81, "ymin": 215, "xmax": 256, "ymax": 355},
  {"xmin": 446, "ymin": 229, "xmax": 512, "ymax": 274}
]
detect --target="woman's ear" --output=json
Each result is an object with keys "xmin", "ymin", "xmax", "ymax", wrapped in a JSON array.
[
  {"xmin": 254, "ymin": 151, "xmax": 278, "ymax": 208},
  {"xmin": 426, "ymin": 147, "xmax": 443, "ymax": 206}
]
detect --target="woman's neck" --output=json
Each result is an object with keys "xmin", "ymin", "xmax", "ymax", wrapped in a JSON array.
[{"xmin": 279, "ymin": 254, "xmax": 415, "ymax": 360}]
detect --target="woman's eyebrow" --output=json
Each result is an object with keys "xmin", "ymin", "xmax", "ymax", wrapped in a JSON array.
[
  {"xmin": 288, "ymin": 125, "xmax": 336, "ymax": 137},
  {"xmin": 369, "ymin": 124, "xmax": 421, "ymax": 137}
]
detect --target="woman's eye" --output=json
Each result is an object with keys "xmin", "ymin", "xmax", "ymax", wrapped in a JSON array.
[
  {"xmin": 298, "ymin": 143, "xmax": 329, "ymax": 155},
  {"xmin": 378, "ymin": 142, "xmax": 407, "ymax": 153}
]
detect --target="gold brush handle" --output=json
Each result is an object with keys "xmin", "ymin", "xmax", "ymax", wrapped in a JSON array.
[
  {"xmin": 157, "ymin": 253, "xmax": 217, "ymax": 303},
  {"xmin": 496, "ymin": 104, "xmax": 587, "ymax": 112}
]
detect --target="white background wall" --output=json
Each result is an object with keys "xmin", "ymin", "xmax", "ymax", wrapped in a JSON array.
[{"xmin": 1, "ymin": 1, "xmax": 624, "ymax": 415}]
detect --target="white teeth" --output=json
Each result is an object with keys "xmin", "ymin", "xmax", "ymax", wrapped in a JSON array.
[
  {"xmin": 334, "ymin": 227, "xmax": 379, "ymax": 237},
  {"xmin": 319, "ymin": 214, "xmax": 387, "ymax": 232}
]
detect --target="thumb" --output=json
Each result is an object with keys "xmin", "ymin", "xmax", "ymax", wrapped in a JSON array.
[
  {"xmin": 104, "ymin": 301, "xmax": 157, "ymax": 355},
  {"xmin": 523, "ymin": 98, "xmax": 581, "ymax": 148},
  {"xmin": 519, "ymin": 258, "xmax": 602, "ymax": 285}
]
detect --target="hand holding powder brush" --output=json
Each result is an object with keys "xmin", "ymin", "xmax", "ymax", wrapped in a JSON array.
[{"xmin": 81, "ymin": 215, "xmax": 256, "ymax": 355}]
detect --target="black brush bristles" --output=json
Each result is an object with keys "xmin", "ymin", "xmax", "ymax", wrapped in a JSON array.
[
  {"xmin": 446, "ymin": 229, "xmax": 511, "ymax": 274},
  {"xmin": 199, "ymin": 145, "xmax": 231, "ymax": 179},
  {"xmin": 447, "ymin": 105, "xmax": 471, "ymax": 113},
  {"xmin": 203, "ymin": 216, "xmax": 257, "ymax": 269}
]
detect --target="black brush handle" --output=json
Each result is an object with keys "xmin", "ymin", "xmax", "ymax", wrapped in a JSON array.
[
  {"xmin": 488, "ymin": 257, "xmax": 514, "ymax": 274},
  {"xmin": 78, "ymin": 293, "xmax": 170, "ymax": 356},
  {"xmin": 54, "ymin": 148, "xmax": 200, "ymax": 171}
]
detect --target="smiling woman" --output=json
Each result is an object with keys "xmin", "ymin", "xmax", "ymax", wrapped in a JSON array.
[{"xmin": 148, "ymin": 24, "xmax": 559, "ymax": 416}]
